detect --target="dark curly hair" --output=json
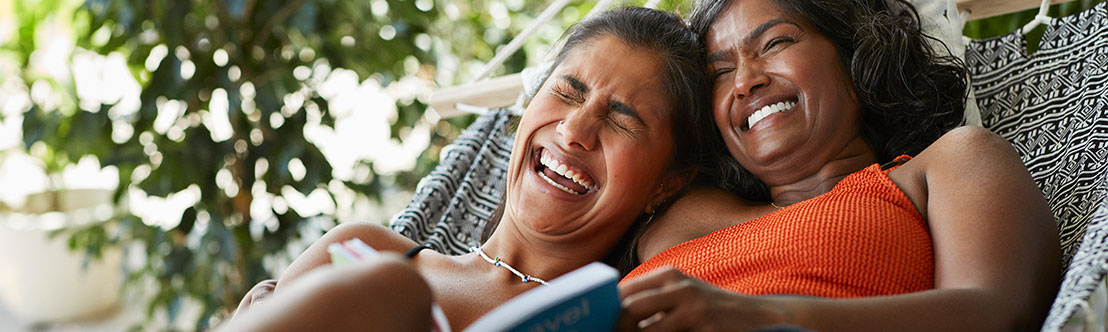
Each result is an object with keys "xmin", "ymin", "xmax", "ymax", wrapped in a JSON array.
[{"xmin": 689, "ymin": 0, "xmax": 969, "ymax": 201}]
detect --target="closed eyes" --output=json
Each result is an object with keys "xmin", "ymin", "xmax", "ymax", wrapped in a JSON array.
[
  {"xmin": 548, "ymin": 82, "xmax": 644, "ymax": 137},
  {"xmin": 551, "ymin": 83, "xmax": 584, "ymax": 105},
  {"xmin": 606, "ymin": 112, "xmax": 641, "ymax": 136},
  {"xmin": 712, "ymin": 67, "xmax": 734, "ymax": 81},
  {"xmin": 710, "ymin": 35, "xmax": 798, "ymax": 81},
  {"xmin": 762, "ymin": 37, "xmax": 795, "ymax": 54}
]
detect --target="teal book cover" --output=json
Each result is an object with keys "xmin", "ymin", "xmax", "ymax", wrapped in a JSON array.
[{"xmin": 463, "ymin": 262, "xmax": 621, "ymax": 332}]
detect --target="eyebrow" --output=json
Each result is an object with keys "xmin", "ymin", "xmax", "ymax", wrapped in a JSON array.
[
  {"xmin": 561, "ymin": 75, "xmax": 589, "ymax": 94},
  {"xmin": 559, "ymin": 74, "xmax": 645, "ymax": 126},
  {"xmin": 707, "ymin": 18, "xmax": 801, "ymax": 64},
  {"xmin": 609, "ymin": 101, "xmax": 645, "ymax": 126}
]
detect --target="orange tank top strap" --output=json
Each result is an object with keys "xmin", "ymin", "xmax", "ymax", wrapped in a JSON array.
[{"xmin": 880, "ymin": 155, "xmax": 912, "ymax": 172}]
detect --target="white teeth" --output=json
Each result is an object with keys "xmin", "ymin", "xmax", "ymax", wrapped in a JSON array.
[
  {"xmin": 539, "ymin": 170, "xmax": 581, "ymax": 195},
  {"xmin": 746, "ymin": 101, "xmax": 796, "ymax": 130},
  {"xmin": 538, "ymin": 150, "xmax": 594, "ymax": 191}
]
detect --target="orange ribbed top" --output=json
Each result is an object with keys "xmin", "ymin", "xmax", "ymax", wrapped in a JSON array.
[{"xmin": 622, "ymin": 157, "xmax": 934, "ymax": 297}]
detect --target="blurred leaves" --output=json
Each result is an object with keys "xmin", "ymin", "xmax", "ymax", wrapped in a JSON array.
[{"xmin": 6, "ymin": 0, "xmax": 613, "ymax": 330}]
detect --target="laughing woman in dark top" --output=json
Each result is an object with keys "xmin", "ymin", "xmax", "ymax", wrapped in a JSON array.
[{"xmin": 220, "ymin": 7, "xmax": 720, "ymax": 331}]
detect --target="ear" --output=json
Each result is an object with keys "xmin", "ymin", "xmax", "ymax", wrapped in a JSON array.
[{"xmin": 645, "ymin": 168, "xmax": 696, "ymax": 213}]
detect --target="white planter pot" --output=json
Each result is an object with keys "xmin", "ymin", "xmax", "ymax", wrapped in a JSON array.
[{"xmin": 0, "ymin": 189, "xmax": 123, "ymax": 324}]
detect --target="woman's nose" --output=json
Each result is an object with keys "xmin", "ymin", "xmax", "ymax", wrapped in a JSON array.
[
  {"xmin": 556, "ymin": 104, "xmax": 601, "ymax": 151},
  {"xmin": 732, "ymin": 62, "xmax": 769, "ymax": 99}
]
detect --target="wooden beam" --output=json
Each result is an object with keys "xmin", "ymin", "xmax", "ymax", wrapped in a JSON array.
[
  {"xmin": 428, "ymin": 73, "xmax": 523, "ymax": 119},
  {"xmin": 957, "ymin": 0, "xmax": 1070, "ymax": 20}
]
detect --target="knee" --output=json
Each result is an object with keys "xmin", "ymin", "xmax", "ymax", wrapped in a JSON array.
[
  {"xmin": 323, "ymin": 222, "xmax": 393, "ymax": 243},
  {"xmin": 350, "ymin": 255, "xmax": 433, "ymax": 306},
  {"xmin": 320, "ymin": 255, "xmax": 434, "ymax": 330},
  {"xmin": 221, "ymin": 256, "xmax": 434, "ymax": 332}
]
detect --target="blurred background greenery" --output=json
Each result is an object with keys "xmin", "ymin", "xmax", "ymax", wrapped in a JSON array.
[
  {"xmin": 963, "ymin": 0, "xmax": 1105, "ymax": 52},
  {"xmin": 0, "ymin": 0, "xmax": 1102, "ymax": 330}
]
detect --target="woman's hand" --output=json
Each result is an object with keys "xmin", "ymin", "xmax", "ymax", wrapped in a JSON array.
[{"xmin": 619, "ymin": 267, "xmax": 790, "ymax": 332}]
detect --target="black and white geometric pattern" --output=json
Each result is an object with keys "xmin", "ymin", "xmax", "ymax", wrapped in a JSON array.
[
  {"xmin": 965, "ymin": 3, "xmax": 1108, "ymax": 331},
  {"xmin": 389, "ymin": 109, "xmax": 515, "ymax": 255}
]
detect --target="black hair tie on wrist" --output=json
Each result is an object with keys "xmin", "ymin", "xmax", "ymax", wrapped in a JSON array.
[{"xmin": 403, "ymin": 244, "xmax": 431, "ymax": 259}]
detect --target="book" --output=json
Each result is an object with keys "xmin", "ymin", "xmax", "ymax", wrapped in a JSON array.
[
  {"xmin": 328, "ymin": 239, "xmax": 622, "ymax": 332},
  {"xmin": 327, "ymin": 237, "xmax": 379, "ymax": 265},
  {"xmin": 463, "ymin": 261, "xmax": 621, "ymax": 332}
]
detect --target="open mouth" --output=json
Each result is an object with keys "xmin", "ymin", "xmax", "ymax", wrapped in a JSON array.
[
  {"xmin": 534, "ymin": 148, "xmax": 594, "ymax": 196},
  {"xmin": 744, "ymin": 100, "xmax": 797, "ymax": 131}
]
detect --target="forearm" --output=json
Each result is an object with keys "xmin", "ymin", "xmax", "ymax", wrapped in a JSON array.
[
  {"xmin": 771, "ymin": 288, "xmax": 1039, "ymax": 332},
  {"xmin": 621, "ymin": 266, "xmax": 1052, "ymax": 332}
]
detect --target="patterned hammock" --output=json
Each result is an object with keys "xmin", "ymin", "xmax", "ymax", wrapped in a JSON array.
[
  {"xmin": 391, "ymin": 3, "xmax": 1108, "ymax": 330},
  {"xmin": 965, "ymin": 3, "xmax": 1108, "ymax": 330}
]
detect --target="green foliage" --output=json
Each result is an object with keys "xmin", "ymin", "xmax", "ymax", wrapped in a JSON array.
[
  {"xmin": 964, "ymin": 0, "xmax": 1105, "ymax": 54},
  {"xmin": 5, "ymin": 0, "xmax": 605, "ymax": 329},
  {"xmin": 0, "ymin": 2, "xmax": 606, "ymax": 331}
]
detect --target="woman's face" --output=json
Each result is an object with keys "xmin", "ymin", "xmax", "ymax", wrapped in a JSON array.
[
  {"xmin": 707, "ymin": 0, "xmax": 861, "ymax": 179},
  {"xmin": 503, "ymin": 35, "xmax": 678, "ymax": 242}
]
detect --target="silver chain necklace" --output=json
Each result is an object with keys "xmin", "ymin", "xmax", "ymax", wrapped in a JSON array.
[{"xmin": 469, "ymin": 247, "xmax": 549, "ymax": 285}]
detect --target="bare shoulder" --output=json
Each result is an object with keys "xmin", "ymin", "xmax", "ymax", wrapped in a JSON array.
[
  {"xmin": 918, "ymin": 125, "xmax": 1020, "ymax": 165},
  {"xmin": 897, "ymin": 125, "xmax": 1054, "ymax": 233},
  {"xmin": 888, "ymin": 126, "xmax": 1030, "ymax": 220},
  {"xmin": 321, "ymin": 222, "xmax": 419, "ymax": 254},
  {"xmin": 894, "ymin": 126, "xmax": 1024, "ymax": 186},
  {"xmin": 637, "ymin": 187, "xmax": 764, "ymax": 262}
]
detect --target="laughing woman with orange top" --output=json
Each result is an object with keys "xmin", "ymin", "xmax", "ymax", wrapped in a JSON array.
[{"xmin": 618, "ymin": 0, "xmax": 1061, "ymax": 331}]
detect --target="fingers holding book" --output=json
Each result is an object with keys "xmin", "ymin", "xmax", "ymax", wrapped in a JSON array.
[{"xmin": 618, "ymin": 267, "xmax": 793, "ymax": 332}]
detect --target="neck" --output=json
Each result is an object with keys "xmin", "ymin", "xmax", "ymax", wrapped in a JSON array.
[
  {"xmin": 475, "ymin": 217, "xmax": 604, "ymax": 285},
  {"xmin": 767, "ymin": 136, "xmax": 877, "ymax": 206}
]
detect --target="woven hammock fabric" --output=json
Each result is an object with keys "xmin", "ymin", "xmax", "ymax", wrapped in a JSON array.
[
  {"xmin": 389, "ymin": 109, "xmax": 514, "ymax": 255},
  {"xmin": 964, "ymin": 3, "xmax": 1108, "ymax": 330}
]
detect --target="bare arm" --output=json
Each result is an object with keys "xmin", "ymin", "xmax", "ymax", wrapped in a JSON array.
[
  {"xmin": 636, "ymin": 187, "xmax": 764, "ymax": 261},
  {"xmin": 894, "ymin": 126, "xmax": 1060, "ymax": 329},
  {"xmin": 620, "ymin": 127, "xmax": 1061, "ymax": 331}
]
